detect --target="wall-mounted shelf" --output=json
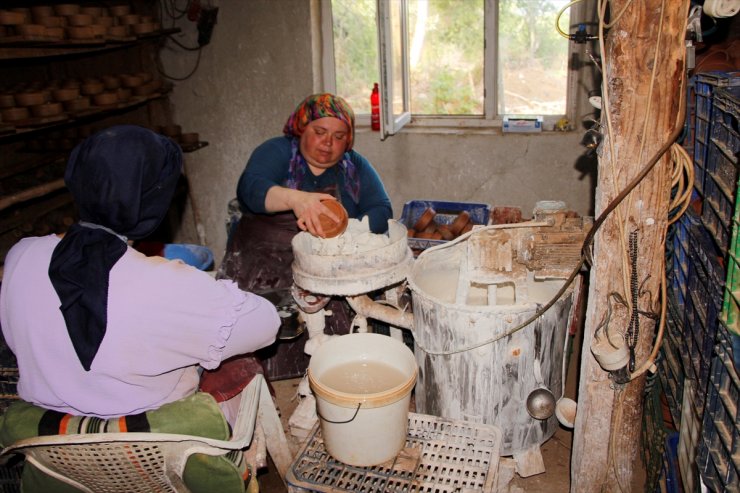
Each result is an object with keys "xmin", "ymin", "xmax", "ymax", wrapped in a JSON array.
[
  {"xmin": 0, "ymin": 28, "xmax": 179, "ymax": 61},
  {"xmin": 0, "ymin": 88, "xmax": 172, "ymax": 143},
  {"xmin": 181, "ymin": 141, "xmax": 208, "ymax": 153},
  {"xmin": 0, "ymin": 2, "xmax": 198, "ymax": 264}
]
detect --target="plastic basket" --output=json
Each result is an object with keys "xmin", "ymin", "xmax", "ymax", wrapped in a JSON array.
[
  {"xmin": 678, "ymin": 379, "xmax": 702, "ymax": 493},
  {"xmin": 718, "ymin": 85, "xmax": 740, "ymax": 343},
  {"xmin": 658, "ymin": 300, "xmax": 687, "ymax": 425},
  {"xmin": 691, "ymin": 72, "xmax": 740, "ymax": 198},
  {"xmin": 286, "ymin": 412, "xmax": 502, "ymax": 493},
  {"xmin": 399, "ymin": 200, "xmax": 491, "ymax": 252},
  {"xmin": 162, "ymin": 243, "xmax": 214, "ymax": 271},
  {"xmin": 696, "ymin": 322, "xmax": 740, "ymax": 493},
  {"xmin": 680, "ymin": 213, "xmax": 725, "ymax": 414},
  {"xmin": 667, "ymin": 213, "xmax": 694, "ymax": 308}
]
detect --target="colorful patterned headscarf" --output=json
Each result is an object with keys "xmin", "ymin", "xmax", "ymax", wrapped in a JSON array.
[
  {"xmin": 282, "ymin": 94, "xmax": 360, "ymax": 203},
  {"xmin": 283, "ymin": 93, "xmax": 355, "ymax": 151}
]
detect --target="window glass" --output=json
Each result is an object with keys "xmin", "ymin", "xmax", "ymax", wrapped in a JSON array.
[
  {"xmin": 332, "ymin": 0, "xmax": 378, "ymax": 113},
  {"xmin": 408, "ymin": 0, "xmax": 484, "ymax": 115},
  {"xmin": 498, "ymin": 0, "xmax": 570, "ymax": 115},
  {"xmin": 330, "ymin": 0, "xmax": 571, "ymax": 119}
]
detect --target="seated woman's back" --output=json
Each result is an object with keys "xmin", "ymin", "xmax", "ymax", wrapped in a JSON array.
[{"xmin": 0, "ymin": 125, "xmax": 280, "ymax": 419}]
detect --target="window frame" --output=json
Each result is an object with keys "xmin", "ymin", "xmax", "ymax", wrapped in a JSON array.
[{"xmin": 318, "ymin": 0, "xmax": 579, "ymax": 135}]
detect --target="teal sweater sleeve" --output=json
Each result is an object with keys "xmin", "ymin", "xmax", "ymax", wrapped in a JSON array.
[{"xmin": 236, "ymin": 137, "xmax": 393, "ymax": 233}]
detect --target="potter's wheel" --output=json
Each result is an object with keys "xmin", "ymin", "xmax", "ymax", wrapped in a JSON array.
[{"xmin": 291, "ymin": 220, "xmax": 413, "ymax": 296}]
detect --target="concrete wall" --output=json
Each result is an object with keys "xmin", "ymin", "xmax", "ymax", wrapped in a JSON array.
[{"xmin": 161, "ymin": 0, "xmax": 597, "ymax": 262}]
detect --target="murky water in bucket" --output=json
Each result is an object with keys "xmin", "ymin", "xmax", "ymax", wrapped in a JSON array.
[{"xmin": 320, "ymin": 361, "xmax": 408, "ymax": 394}]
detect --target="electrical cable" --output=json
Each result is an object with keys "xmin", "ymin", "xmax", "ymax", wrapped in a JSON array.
[
  {"xmin": 413, "ymin": 79, "xmax": 685, "ymax": 357},
  {"xmin": 599, "ymin": 0, "xmax": 688, "ymax": 487},
  {"xmin": 597, "ymin": 0, "xmax": 632, "ymax": 307},
  {"xmin": 604, "ymin": 0, "xmax": 635, "ymax": 28},
  {"xmin": 556, "ymin": 0, "xmax": 586, "ymax": 38},
  {"xmin": 167, "ymin": 34, "xmax": 201, "ymax": 51},
  {"xmin": 157, "ymin": 47, "xmax": 202, "ymax": 81},
  {"xmin": 555, "ymin": 0, "xmax": 599, "ymax": 42},
  {"xmin": 156, "ymin": 0, "xmax": 204, "ymax": 81},
  {"xmin": 395, "ymin": 0, "xmax": 690, "ymax": 372}
]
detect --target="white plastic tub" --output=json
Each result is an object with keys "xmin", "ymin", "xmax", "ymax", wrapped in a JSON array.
[{"xmin": 307, "ymin": 333, "xmax": 417, "ymax": 466}]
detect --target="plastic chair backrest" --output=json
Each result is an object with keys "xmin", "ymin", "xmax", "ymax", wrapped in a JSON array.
[{"xmin": 0, "ymin": 374, "xmax": 265, "ymax": 493}]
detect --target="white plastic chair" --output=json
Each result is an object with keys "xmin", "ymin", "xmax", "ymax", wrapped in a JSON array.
[{"xmin": 0, "ymin": 374, "xmax": 292, "ymax": 493}]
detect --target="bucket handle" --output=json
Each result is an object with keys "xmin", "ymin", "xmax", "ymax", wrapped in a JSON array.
[{"xmin": 316, "ymin": 403, "xmax": 362, "ymax": 424}]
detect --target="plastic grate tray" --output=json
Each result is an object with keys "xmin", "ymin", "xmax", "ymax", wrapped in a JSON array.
[{"xmin": 286, "ymin": 413, "xmax": 502, "ymax": 493}]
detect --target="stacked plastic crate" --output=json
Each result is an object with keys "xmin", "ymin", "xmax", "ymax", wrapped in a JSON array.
[
  {"xmin": 696, "ymin": 83, "xmax": 740, "ymax": 493},
  {"xmin": 661, "ymin": 72, "xmax": 740, "ymax": 493},
  {"xmin": 664, "ymin": 74, "xmax": 738, "ymax": 418},
  {"xmin": 663, "ymin": 207, "xmax": 724, "ymax": 415}
]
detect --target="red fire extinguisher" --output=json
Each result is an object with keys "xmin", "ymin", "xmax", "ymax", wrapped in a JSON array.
[{"xmin": 370, "ymin": 83, "xmax": 380, "ymax": 131}]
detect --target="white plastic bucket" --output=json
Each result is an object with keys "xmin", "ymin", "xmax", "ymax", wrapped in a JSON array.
[{"xmin": 308, "ymin": 333, "xmax": 417, "ymax": 466}]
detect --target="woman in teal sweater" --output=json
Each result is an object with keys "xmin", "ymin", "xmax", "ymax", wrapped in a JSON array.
[
  {"xmin": 220, "ymin": 93, "xmax": 392, "ymax": 293},
  {"xmin": 207, "ymin": 93, "xmax": 392, "ymax": 390}
]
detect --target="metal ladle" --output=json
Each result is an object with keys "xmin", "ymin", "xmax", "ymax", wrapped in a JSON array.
[
  {"xmin": 526, "ymin": 360, "xmax": 556, "ymax": 420},
  {"xmin": 526, "ymin": 387, "xmax": 556, "ymax": 420}
]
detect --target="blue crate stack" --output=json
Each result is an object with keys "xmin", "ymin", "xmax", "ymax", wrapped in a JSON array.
[
  {"xmin": 698, "ymin": 83, "xmax": 740, "ymax": 493},
  {"xmin": 663, "ymin": 72, "xmax": 740, "ymax": 493}
]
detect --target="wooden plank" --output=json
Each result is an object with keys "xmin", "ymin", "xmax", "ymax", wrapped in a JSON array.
[{"xmin": 0, "ymin": 192, "xmax": 72, "ymax": 235}]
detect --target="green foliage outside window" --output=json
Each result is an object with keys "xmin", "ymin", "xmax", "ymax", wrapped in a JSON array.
[{"xmin": 332, "ymin": 0, "xmax": 569, "ymax": 117}]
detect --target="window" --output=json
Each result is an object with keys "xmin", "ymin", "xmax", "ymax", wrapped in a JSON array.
[{"xmin": 322, "ymin": 0, "xmax": 575, "ymax": 137}]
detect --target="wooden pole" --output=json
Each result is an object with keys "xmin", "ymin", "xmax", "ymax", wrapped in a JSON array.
[{"xmin": 571, "ymin": 1, "xmax": 689, "ymax": 491}]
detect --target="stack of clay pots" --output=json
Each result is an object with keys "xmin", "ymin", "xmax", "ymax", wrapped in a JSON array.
[
  {"xmin": 0, "ymin": 4, "xmax": 161, "ymax": 42},
  {"xmin": 0, "ymin": 71, "xmax": 164, "ymax": 126},
  {"xmin": 0, "ymin": 84, "xmax": 63, "ymax": 125}
]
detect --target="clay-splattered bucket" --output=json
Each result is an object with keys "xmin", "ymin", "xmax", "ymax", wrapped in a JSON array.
[{"xmin": 308, "ymin": 333, "xmax": 417, "ymax": 466}]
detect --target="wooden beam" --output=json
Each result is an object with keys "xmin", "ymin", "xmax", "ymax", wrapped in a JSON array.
[{"xmin": 571, "ymin": 1, "xmax": 690, "ymax": 491}]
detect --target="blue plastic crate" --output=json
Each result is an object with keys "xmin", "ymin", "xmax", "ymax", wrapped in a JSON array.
[
  {"xmin": 667, "ymin": 216, "xmax": 692, "ymax": 306},
  {"xmin": 400, "ymin": 200, "xmax": 491, "ymax": 251},
  {"xmin": 711, "ymin": 86, "xmax": 740, "ymax": 159},
  {"xmin": 704, "ymin": 174, "xmax": 734, "ymax": 244},
  {"xmin": 702, "ymin": 196, "xmax": 732, "ymax": 253},
  {"xmin": 697, "ymin": 322, "xmax": 740, "ymax": 493},
  {"xmin": 163, "ymin": 243, "xmax": 214, "ymax": 271},
  {"xmin": 691, "ymin": 72, "xmax": 740, "ymax": 198},
  {"xmin": 658, "ymin": 314, "xmax": 686, "ymax": 425},
  {"xmin": 677, "ymin": 214, "xmax": 725, "ymax": 413}
]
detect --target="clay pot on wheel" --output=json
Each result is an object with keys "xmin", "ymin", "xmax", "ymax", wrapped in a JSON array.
[{"xmin": 318, "ymin": 199, "xmax": 349, "ymax": 238}]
